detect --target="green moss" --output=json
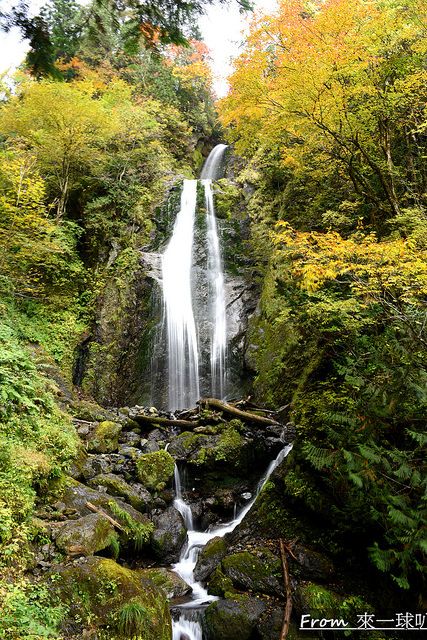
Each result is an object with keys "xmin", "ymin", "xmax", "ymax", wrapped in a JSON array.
[
  {"xmin": 87, "ymin": 421, "xmax": 122, "ymax": 454},
  {"xmin": 48, "ymin": 557, "xmax": 171, "ymax": 640},
  {"xmin": 135, "ymin": 450, "xmax": 175, "ymax": 492},
  {"xmin": 208, "ymin": 569, "xmax": 235, "ymax": 597}
]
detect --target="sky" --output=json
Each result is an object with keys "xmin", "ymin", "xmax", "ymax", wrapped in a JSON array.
[{"xmin": 0, "ymin": 0, "xmax": 277, "ymax": 97}]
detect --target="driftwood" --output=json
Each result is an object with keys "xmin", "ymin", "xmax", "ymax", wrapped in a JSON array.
[
  {"xmin": 85, "ymin": 501, "xmax": 126, "ymax": 532},
  {"xmin": 133, "ymin": 414, "xmax": 198, "ymax": 429},
  {"xmin": 280, "ymin": 539, "xmax": 293, "ymax": 640},
  {"xmin": 200, "ymin": 398, "xmax": 280, "ymax": 426}
]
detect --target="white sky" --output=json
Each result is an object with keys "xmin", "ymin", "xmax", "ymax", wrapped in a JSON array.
[{"xmin": 0, "ymin": 0, "xmax": 277, "ymax": 97}]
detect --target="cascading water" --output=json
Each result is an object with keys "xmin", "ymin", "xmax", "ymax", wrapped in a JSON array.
[
  {"xmin": 162, "ymin": 180, "xmax": 200, "ymax": 411},
  {"xmin": 203, "ymin": 179, "xmax": 227, "ymax": 399},
  {"xmin": 160, "ymin": 144, "xmax": 228, "ymax": 410},
  {"xmin": 171, "ymin": 440, "xmax": 293, "ymax": 639}
]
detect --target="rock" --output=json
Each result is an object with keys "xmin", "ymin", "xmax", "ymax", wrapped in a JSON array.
[
  {"xmin": 151, "ymin": 506, "xmax": 187, "ymax": 563},
  {"xmin": 81, "ymin": 454, "xmax": 114, "ymax": 480},
  {"xmin": 204, "ymin": 596, "xmax": 269, "ymax": 640},
  {"xmin": 135, "ymin": 450, "xmax": 175, "ymax": 492},
  {"xmin": 194, "ymin": 536, "xmax": 227, "ymax": 582},
  {"xmin": 122, "ymin": 431, "xmax": 141, "ymax": 446},
  {"xmin": 118, "ymin": 445, "xmax": 141, "ymax": 458},
  {"xmin": 46, "ymin": 556, "xmax": 171, "ymax": 640},
  {"xmin": 293, "ymin": 581, "xmax": 343, "ymax": 618},
  {"xmin": 87, "ymin": 473, "xmax": 150, "ymax": 512},
  {"xmin": 59, "ymin": 478, "xmax": 153, "ymax": 548},
  {"xmin": 87, "ymin": 421, "xmax": 122, "ymax": 454},
  {"xmin": 68, "ymin": 400, "xmax": 117, "ymax": 423},
  {"xmin": 140, "ymin": 568, "xmax": 192, "ymax": 599},
  {"xmin": 221, "ymin": 549, "xmax": 283, "ymax": 597},
  {"xmin": 55, "ymin": 513, "xmax": 116, "ymax": 556},
  {"xmin": 290, "ymin": 544, "xmax": 334, "ymax": 581}
]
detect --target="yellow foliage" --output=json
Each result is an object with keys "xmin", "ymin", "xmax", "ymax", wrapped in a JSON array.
[{"xmin": 272, "ymin": 221, "xmax": 427, "ymax": 304}]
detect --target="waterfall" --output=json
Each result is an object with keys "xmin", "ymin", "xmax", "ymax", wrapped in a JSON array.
[
  {"xmin": 162, "ymin": 180, "xmax": 200, "ymax": 411},
  {"xmin": 160, "ymin": 145, "xmax": 228, "ymax": 410},
  {"xmin": 203, "ymin": 180, "xmax": 226, "ymax": 399},
  {"xmin": 171, "ymin": 442, "xmax": 293, "ymax": 639}
]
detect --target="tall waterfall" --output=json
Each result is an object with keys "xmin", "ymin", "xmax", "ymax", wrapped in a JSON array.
[
  {"xmin": 162, "ymin": 180, "xmax": 200, "ymax": 411},
  {"xmin": 161, "ymin": 145, "xmax": 228, "ymax": 410}
]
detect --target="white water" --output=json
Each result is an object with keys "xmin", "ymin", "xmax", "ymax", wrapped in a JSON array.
[
  {"xmin": 162, "ymin": 180, "xmax": 200, "ymax": 411},
  {"xmin": 171, "ymin": 441, "xmax": 293, "ymax": 639},
  {"xmin": 203, "ymin": 179, "xmax": 227, "ymax": 399},
  {"xmin": 160, "ymin": 145, "xmax": 228, "ymax": 410}
]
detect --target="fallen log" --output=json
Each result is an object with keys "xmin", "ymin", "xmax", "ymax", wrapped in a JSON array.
[
  {"xmin": 133, "ymin": 414, "xmax": 199, "ymax": 429},
  {"xmin": 199, "ymin": 398, "xmax": 280, "ymax": 426},
  {"xmin": 85, "ymin": 501, "xmax": 125, "ymax": 532},
  {"xmin": 280, "ymin": 539, "xmax": 293, "ymax": 640}
]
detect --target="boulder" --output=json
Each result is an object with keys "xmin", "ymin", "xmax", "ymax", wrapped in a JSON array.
[
  {"xmin": 55, "ymin": 513, "xmax": 116, "ymax": 556},
  {"xmin": 140, "ymin": 568, "xmax": 192, "ymax": 599},
  {"xmin": 204, "ymin": 596, "xmax": 269, "ymax": 640},
  {"xmin": 59, "ymin": 478, "xmax": 153, "ymax": 549},
  {"xmin": 221, "ymin": 549, "xmax": 283, "ymax": 597},
  {"xmin": 151, "ymin": 506, "xmax": 187, "ymax": 563},
  {"xmin": 135, "ymin": 450, "xmax": 175, "ymax": 492},
  {"xmin": 194, "ymin": 536, "xmax": 227, "ymax": 582},
  {"xmin": 87, "ymin": 421, "xmax": 122, "ymax": 454},
  {"xmin": 46, "ymin": 556, "xmax": 171, "ymax": 640},
  {"xmin": 81, "ymin": 454, "xmax": 114, "ymax": 480},
  {"xmin": 87, "ymin": 473, "xmax": 150, "ymax": 512},
  {"xmin": 289, "ymin": 544, "xmax": 334, "ymax": 581}
]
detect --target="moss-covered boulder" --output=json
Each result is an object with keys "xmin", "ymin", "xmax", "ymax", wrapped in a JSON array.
[
  {"xmin": 194, "ymin": 536, "xmax": 227, "ymax": 582},
  {"xmin": 221, "ymin": 549, "xmax": 283, "ymax": 597},
  {"xmin": 167, "ymin": 423, "xmax": 249, "ymax": 471},
  {"xmin": 135, "ymin": 450, "xmax": 175, "ymax": 492},
  {"xmin": 204, "ymin": 595, "xmax": 269, "ymax": 640},
  {"xmin": 292, "ymin": 581, "xmax": 344, "ymax": 618},
  {"xmin": 87, "ymin": 421, "xmax": 122, "ymax": 454},
  {"xmin": 47, "ymin": 556, "xmax": 171, "ymax": 639},
  {"xmin": 59, "ymin": 478, "xmax": 153, "ymax": 549},
  {"xmin": 69, "ymin": 399, "xmax": 117, "ymax": 422},
  {"xmin": 140, "ymin": 568, "xmax": 192, "ymax": 599},
  {"xmin": 88, "ymin": 473, "xmax": 150, "ymax": 512},
  {"xmin": 151, "ymin": 506, "xmax": 187, "ymax": 563},
  {"xmin": 55, "ymin": 513, "xmax": 117, "ymax": 556}
]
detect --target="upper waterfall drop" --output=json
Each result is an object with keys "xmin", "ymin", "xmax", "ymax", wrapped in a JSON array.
[{"xmin": 200, "ymin": 143, "xmax": 228, "ymax": 180}]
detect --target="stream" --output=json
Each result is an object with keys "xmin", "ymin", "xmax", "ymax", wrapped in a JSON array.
[{"xmin": 170, "ymin": 439, "xmax": 293, "ymax": 640}]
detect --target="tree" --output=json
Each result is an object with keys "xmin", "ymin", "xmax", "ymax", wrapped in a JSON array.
[
  {"xmin": 0, "ymin": 79, "xmax": 117, "ymax": 219},
  {"xmin": 220, "ymin": 0, "xmax": 427, "ymax": 228},
  {"xmin": 0, "ymin": 0, "xmax": 253, "ymax": 77}
]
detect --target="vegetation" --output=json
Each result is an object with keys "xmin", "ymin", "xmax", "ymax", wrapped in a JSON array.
[{"xmin": 220, "ymin": 0, "xmax": 426, "ymax": 597}]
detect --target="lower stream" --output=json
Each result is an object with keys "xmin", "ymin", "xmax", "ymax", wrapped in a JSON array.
[{"xmin": 170, "ymin": 440, "xmax": 293, "ymax": 640}]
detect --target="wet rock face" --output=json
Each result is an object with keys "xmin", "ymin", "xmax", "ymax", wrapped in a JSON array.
[
  {"xmin": 194, "ymin": 536, "xmax": 227, "ymax": 582},
  {"xmin": 151, "ymin": 506, "xmax": 187, "ymax": 563}
]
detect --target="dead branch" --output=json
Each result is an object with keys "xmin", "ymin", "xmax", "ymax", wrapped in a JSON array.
[
  {"xmin": 280, "ymin": 538, "xmax": 293, "ymax": 640},
  {"xmin": 133, "ymin": 414, "xmax": 199, "ymax": 429},
  {"xmin": 199, "ymin": 398, "xmax": 280, "ymax": 426},
  {"xmin": 85, "ymin": 501, "xmax": 125, "ymax": 532}
]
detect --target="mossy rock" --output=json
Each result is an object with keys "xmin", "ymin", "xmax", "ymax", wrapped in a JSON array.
[
  {"xmin": 139, "ymin": 568, "xmax": 192, "ymax": 599},
  {"xmin": 293, "ymin": 581, "xmax": 344, "ymax": 618},
  {"xmin": 69, "ymin": 400, "xmax": 116, "ymax": 422},
  {"xmin": 59, "ymin": 479, "xmax": 152, "ymax": 549},
  {"xmin": 194, "ymin": 536, "xmax": 227, "ymax": 582},
  {"xmin": 150, "ymin": 506, "xmax": 187, "ymax": 563},
  {"xmin": 207, "ymin": 569, "xmax": 235, "ymax": 598},
  {"xmin": 46, "ymin": 556, "xmax": 171, "ymax": 639},
  {"xmin": 221, "ymin": 549, "xmax": 283, "ymax": 597},
  {"xmin": 55, "ymin": 513, "xmax": 117, "ymax": 556},
  {"xmin": 88, "ymin": 473, "xmax": 150, "ymax": 512},
  {"xmin": 204, "ymin": 595, "xmax": 269, "ymax": 640},
  {"xmin": 87, "ymin": 421, "xmax": 122, "ymax": 454},
  {"xmin": 135, "ymin": 450, "xmax": 175, "ymax": 492},
  {"xmin": 168, "ymin": 426, "xmax": 246, "ymax": 470}
]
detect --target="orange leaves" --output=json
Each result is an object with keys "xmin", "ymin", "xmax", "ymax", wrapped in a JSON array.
[
  {"xmin": 272, "ymin": 221, "xmax": 427, "ymax": 304},
  {"xmin": 165, "ymin": 39, "xmax": 213, "ymax": 90}
]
